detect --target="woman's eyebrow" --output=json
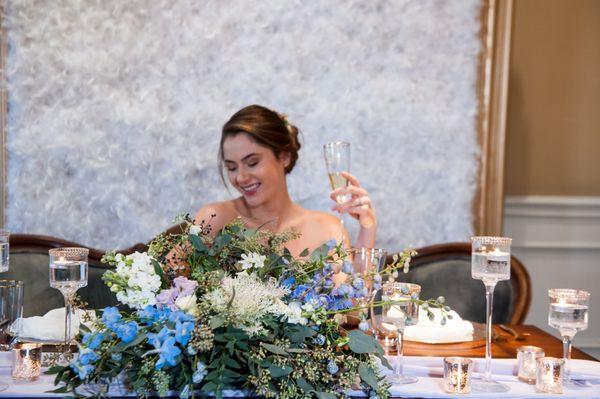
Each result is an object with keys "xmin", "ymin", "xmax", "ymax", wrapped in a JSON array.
[{"xmin": 224, "ymin": 153, "xmax": 259, "ymax": 163}]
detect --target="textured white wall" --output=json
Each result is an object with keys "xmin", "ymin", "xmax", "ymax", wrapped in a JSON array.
[{"xmin": 4, "ymin": 0, "xmax": 482, "ymax": 251}]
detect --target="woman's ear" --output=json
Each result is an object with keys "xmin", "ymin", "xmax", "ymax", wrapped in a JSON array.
[{"xmin": 279, "ymin": 151, "xmax": 291, "ymax": 168}]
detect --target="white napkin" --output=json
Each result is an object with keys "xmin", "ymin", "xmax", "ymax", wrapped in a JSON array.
[
  {"xmin": 404, "ymin": 305, "xmax": 474, "ymax": 343},
  {"xmin": 16, "ymin": 308, "xmax": 96, "ymax": 342}
]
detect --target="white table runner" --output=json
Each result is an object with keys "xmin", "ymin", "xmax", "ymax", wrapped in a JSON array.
[{"xmin": 0, "ymin": 353, "xmax": 598, "ymax": 398}]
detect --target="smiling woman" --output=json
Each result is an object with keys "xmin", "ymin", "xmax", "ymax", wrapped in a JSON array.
[{"xmin": 193, "ymin": 105, "xmax": 377, "ymax": 257}]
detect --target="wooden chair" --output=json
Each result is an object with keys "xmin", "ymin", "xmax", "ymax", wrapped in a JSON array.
[
  {"xmin": 5, "ymin": 234, "xmax": 121, "ymax": 317},
  {"xmin": 386, "ymin": 242, "xmax": 531, "ymax": 324}
]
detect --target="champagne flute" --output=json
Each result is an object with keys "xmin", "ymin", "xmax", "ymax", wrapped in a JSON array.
[
  {"xmin": 323, "ymin": 141, "xmax": 351, "ymax": 211},
  {"xmin": 380, "ymin": 282, "xmax": 420, "ymax": 385},
  {"xmin": 548, "ymin": 288, "xmax": 590, "ymax": 385},
  {"xmin": 470, "ymin": 236, "xmax": 511, "ymax": 393},
  {"xmin": 49, "ymin": 247, "xmax": 88, "ymax": 356}
]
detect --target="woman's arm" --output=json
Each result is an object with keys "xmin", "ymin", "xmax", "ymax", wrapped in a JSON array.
[{"xmin": 330, "ymin": 172, "xmax": 377, "ymax": 248}]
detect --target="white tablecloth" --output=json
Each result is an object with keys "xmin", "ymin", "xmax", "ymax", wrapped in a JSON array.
[{"xmin": 0, "ymin": 353, "xmax": 599, "ymax": 398}]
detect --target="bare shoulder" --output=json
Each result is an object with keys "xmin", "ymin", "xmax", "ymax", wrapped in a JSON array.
[
  {"xmin": 193, "ymin": 200, "xmax": 238, "ymax": 233},
  {"xmin": 300, "ymin": 209, "xmax": 346, "ymax": 242}
]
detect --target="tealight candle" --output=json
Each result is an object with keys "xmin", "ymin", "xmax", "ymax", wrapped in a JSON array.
[
  {"xmin": 536, "ymin": 357, "xmax": 564, "ymax": 394},
  {"xmin": 443, "ymin": 357, "xmax": 473, "ymax": 394},
  {"xmin": 517, "ymin": 346, "xmax": 544, "ymax": 383},
  {"xmin": 12, "ymin": 343, "xmax": 42, "ymax": 381}
]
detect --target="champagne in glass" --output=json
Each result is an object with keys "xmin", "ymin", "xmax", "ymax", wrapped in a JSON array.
[
  {"xmin": 323, "ymin": 141, "xmax": 351, "ymax": 204},
  {"xmin": 349, "ymin": 248, "xmax": 386, "ymax": 332},
  {"xmin": 471, "ymin": 236, "xmax": 512, "ymax": 393},
  {"xmin": 49, "ymin": 247, "xmax": 88, "ymax": 356},
  {"xmin": 548, "ymin": 288, "xmax": 590, "ymax": 385},
  {"xmin": 378, "ymin": 282, "xmax": 420, "ymax": 385}
]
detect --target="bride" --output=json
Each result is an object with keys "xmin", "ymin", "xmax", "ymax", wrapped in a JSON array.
[{"xmin": 193, "ymin": 104, "xmax": 377, "ymax": 257}]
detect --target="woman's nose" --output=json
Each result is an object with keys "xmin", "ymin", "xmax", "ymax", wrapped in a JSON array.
[{"xmin": 236, "ymin": 167, "xmax": 250, "ymax": 184}]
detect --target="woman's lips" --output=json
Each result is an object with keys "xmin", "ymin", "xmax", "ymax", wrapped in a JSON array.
[{"xmin": 240, "ymin": 182, "xmax": 261, "ymax": 196}]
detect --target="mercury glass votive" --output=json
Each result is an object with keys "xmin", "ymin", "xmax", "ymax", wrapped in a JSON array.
[
  {"xmin": 517, "ymin": 346, "xmax": 545, "ymax": 383},
  {"xmin": 443, "ymin": 357, "xmax": 473, "ymax": 394},
  {"xmin": 536, "ymin": 357, "xmax": 564, "ymax": 394},
  {"xmin": 12, "ymin": 343, "xmax": 42, "ymax": 381}
]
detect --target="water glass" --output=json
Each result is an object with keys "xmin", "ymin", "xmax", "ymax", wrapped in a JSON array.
[
  {"xmin": 0, "ymin": 230, "xmax": 9, "ymax": 273},
  {"xmin": 323, "ymin": 141, "xmax": 351, "ymax": 204},
  {"xmin": 443, "ymin": 357, "xmax": 473, "ymax": 394},
  {"xmin": 0, "ymin": 280, "xmax": 24, "ymax": 351},
  {"xmin": 470, "ymin": 236, "xmax": 511, "ymax": 393},
  {"xmin": 378, "ymin": 282, "xmax": 421, "ymax": 385},
  {"xmin": 349, "ymin": 248, "xmax": 386, "ymax": 333},
  {"xmin": 49, "ymin": 247, "xmax": 88, "ymax": 352},
  {"xmin": 548, "ymin": 288, "xmax": 590, "ymax": 384}
]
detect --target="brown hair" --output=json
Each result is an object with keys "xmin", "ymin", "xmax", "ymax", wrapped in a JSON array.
[{"xmin": 219, "ymin": 105, "xmax": 301, "ymax": 180}]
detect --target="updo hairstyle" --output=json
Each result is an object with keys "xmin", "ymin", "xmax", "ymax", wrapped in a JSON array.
[{"xmin": 219, "ymin": 105, "xmax": 301, "ymax": 178}]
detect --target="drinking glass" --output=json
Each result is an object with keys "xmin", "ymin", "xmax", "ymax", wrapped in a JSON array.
[
  {"xmin": 0, "ymin": 280, "xmax": 24, "ymax": 392},
  {"xmin": 323, "ymin": 141, "xmax": 351, "ymax": 205},
  {"xmin": 470, "ymin": 236, "xmax": 511, "ymax": 393},
  {"xmin": 0, "ymin": 230, "xmax": 10, "ymax": 273},
  {"xmin": 379, "ymin": 282, "xmax": 421, "ymax": 385},
  {"xmin": 349, "ymin": 248, "xmax": 386, "ymax": 333},
  {"xmin": 49, "ymin": 247, "xmax": 88, "ymax": 353},
  {"xmin": 548, "ymin": 288, "xmax": 590, "ymax": 385}
]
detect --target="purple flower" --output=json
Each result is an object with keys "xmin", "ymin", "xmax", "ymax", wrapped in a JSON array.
[
  {"xmin": 173, "ymin": 276, "xmax": 198, "ymax": 297},
  {"xmin": 156, "ymin": 288, "xmax": 178, "ymax": 310},
  {"xmin": 342, "ymin": 261, "xmax": 353, "ymax": 274},
  {"xmin": 325, "ymin": 239, "xmax": 337, "ymax": 250}
]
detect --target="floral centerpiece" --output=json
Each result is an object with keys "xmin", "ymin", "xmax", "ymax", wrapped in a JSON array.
[{"xmin": 48, "ymin": 216, "xmax": 450, "ymax": 398}]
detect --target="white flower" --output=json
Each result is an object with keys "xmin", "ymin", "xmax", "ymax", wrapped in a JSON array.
[
  {"xmin": 203, "ymin": 272, "xmax": 289, "ymax": 336},
  {"xmin": 286, "ymin": 302, "xmax": 308, "ymax": 325},
  {"xmin": 176, "ymin": 294, "xmax": 199, "ymax": 316},
  {"xmin": 105, "ymin": 251, "xmax": 161, "ymax": 309},
  {"xmin": 239, "ymin": 252, "xmax": 266, "ymax": 270},
  {"xmin": 189, "ymin": 225, "xmax": 202, "ymax": 236}
]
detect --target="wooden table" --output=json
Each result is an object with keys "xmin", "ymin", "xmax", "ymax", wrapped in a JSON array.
[{"xmin": 403, "ymin": 324, "xmax": 597, "ymax": 361}]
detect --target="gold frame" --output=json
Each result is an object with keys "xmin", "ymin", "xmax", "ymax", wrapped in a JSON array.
[
  {"xmin": 475, "ymin": 0, "xmax": 514, "ymax": 235},
  {"xmin": 0, "ymin": 1, "xmax": 513, "ymax": 233}
]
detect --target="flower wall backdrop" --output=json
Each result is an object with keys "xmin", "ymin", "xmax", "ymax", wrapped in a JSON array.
[{"xmin": 4, "ymin": 0, "xmax": 482, "ymax": 251}]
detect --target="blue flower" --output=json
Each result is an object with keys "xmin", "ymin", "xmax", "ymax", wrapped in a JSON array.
[
  {"xmin": 137, "ymin": 305, "xmax": 166, "ymax": 325},
  {"xmin": 336, "ymin": 284, "xmax": 352, "ymax": 297},
  {"xmin": 373, "ymin": 283, "xmax": 382, "ymax": 291},
  {"xmin": 70, "ymin": 361, "xmax": 95, "ymax": 380},
  {"xmin": 155, "ymin": 336, "xmax": 181, "ymax": 370},
  {"xmin": 373, "ymin": 274, "xmax": 382, "ymax": 283},
  {"xmin": 342, "ymin": 261, "xmax": 353, "ymax": 274},
  {"xmin": 168, "ymin": 310, "xmax": 195, "ymax": 324},
  {"xmin": 78, "ymin": 348, "xmax": 99, "ymax": 365},
  {"xmin": 281, "ymin": 276, "xmax": 296, "ymax": 289},
  {"xmin": 192, "ymin": 361, "xmax": 208, "ymax": 383},
  {"xmin": 291, "ymin": 284, "xmax": 309, "ymax": 299},
  {"xmin": 111, "ymin": 353, "xmax": 122, "ymax": 362},
  {"xmin": 187, "ymin": 345, "xmax": 198, "ymax": 356},
  {"xmin": 323, "ymin": 278, "xmax": 334, "ymax": 289},
  {"xmin": 175, "ymin": 321, "xmax": 194, "ymax": 346},
  {"xmin": 327, "ymin": 360, "xmax": 339, "ymax": 374},
  {"xmin": 115, "ymin": 320, "xmax": 139, "ymax": 343},
  {"xmin": 312, "ymin": 334, "xmax": 326, "ymax": 346},
  {"xmin": 101, "ymin": 307, "xmax": 122, "ymax": 330},
  {"xmin": 148, "ymin": 326, "xmax": 172, "ymax": 349},
  {"xmin": 325, "ymin": 239, "xmax": 337, "ymax": 251},
  {"xmin": 322, "ymin": 263, "xmax": 333, "ymax": 275},
  {"xmin": 316, "ymin": 294, "xmax": 331, "ymax": 309},
  {"xmin": 352, "ymin": 278, "xmax": 364, "ymax": 290},
  {"xmin": 82, "ymin": 332, "xmax": 106, "ymax": 350}
]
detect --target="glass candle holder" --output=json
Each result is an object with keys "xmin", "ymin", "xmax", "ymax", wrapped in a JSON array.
[
  {"xmin": 536, "ymin": 357, "xmax": 564, "ymax": 394},
  {"xmin": 443, "ymin": 357, "xmax": 473, "ymax": 394},
  {"xmin": 0, "ymin": 229, "xmax": 9, "ymax": 272},
  {"xmin": 517, "ymin": 346, "xmax": 545, "ymax": 383},
  {"xmin": 12, "ymin": 343, "xmax": 42, "ymax": 381}
]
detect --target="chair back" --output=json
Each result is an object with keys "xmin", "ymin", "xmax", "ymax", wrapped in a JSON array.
[
  {"xmin": 5, "ymin": 234, "xmax": 119, "ymax": 317},
  {"xmin": 387, "ymin": 242, "xmax": 530, "ymax": 324}
]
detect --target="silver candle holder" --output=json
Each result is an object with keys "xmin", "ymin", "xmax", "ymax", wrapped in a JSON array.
[
  {"xmin": 517, "ymin": 345, "xmax": 544, "ymax": 383},
  {"xmin": 443, "ymin": 357, "xmax": 473, "ymax": 394},
  {"xmin": 12, "ymin": 343, "xmax": 42, "ymax": 381},
  {"xmin": 536, "ymin": 357, "xmax": 564, "ymax": 394}
]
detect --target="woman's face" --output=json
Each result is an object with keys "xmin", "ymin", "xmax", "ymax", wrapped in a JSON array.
[{"xmin": 222, "ymin": 133, "xmax": 289, "ymax": 207}]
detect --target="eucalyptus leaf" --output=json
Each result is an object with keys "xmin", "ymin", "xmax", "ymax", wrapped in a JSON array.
[
  {"xmin": 316, "ymin": 392, "xmax": 336, "ymax": 399},
  {"xmin": 189, "ymin": 234, "xmax": 208, "ymax": 252},
  {"xmin": 210, "ymin": 316, "xmax": 226, "ymax": 329},
  {"xmin": 260, "ymin": 343, "xmax": 288, "ymax": 356},
  {"xmin": 296, "ymin": 377, "xmax": 314, "ymax": 393},
  {"xmin": 268, "ymin": 364, "xmax": 292, "ymax": 378},
  {"xmin": 347, "ymin": 330, "xmax": 378, "ymax": 354},
  {"xmin": 358, "ymin": 362, "xmax": 378, "ymax": 390}
]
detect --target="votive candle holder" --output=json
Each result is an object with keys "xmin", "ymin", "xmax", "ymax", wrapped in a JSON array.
[
  {"xmin": 536, "ymin": 357, "xmax": 564, "ymax": 394},
  {"xmin": 443, "ymin": 357, "xmax": 473, "ymax": 394},
  {"xmin": 517, "ymin": 346, "xmax": 545, "ymax": 384},
  {"xmin": 12, "ymin": 343, "xmax": 42, "ymax": 381}
]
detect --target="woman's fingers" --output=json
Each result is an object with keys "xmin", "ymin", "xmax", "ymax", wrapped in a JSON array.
[
  {"xmin": 341, "ymin": 171, "xmax": 360, "ymax": 187},
  {"xmin": 332, "ymin": 195, "xmax": 372, "ymax": 213},
  {"xmin": 330, "ymin": 185, "xmax": 368, "ymax": 201}
]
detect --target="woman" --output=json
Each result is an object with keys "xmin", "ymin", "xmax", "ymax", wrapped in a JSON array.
[{"xmin": 194, "ymin": 104, "xmax": 376, "ymax": 257}]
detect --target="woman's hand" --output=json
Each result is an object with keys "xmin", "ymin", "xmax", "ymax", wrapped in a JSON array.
[{"xmin": 330, "ymin": 172, "xmax": 376, "ymax": 230}]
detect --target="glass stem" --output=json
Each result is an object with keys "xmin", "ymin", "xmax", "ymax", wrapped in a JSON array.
[
  {"xmin": 395, "ymin": 328, "xmax": 404, "ymax": 376},
  {"xmin": 63, "ymin": 292, "xmax": 73, "ymax": 352},
  {"xmin": 562, "ymin": 335, "xmax": 572, "ymax": 382},
  {"xmin": 484, "ymin": 283, "xmax": 496, "ymax": 382}
]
